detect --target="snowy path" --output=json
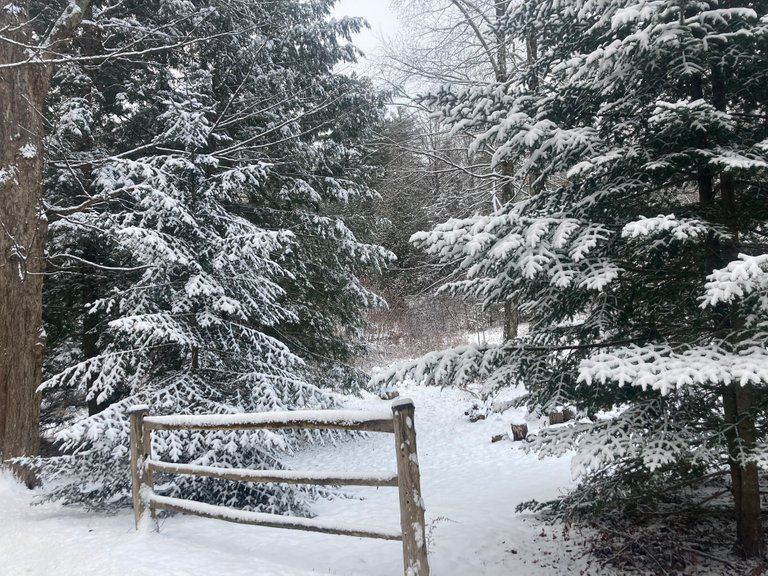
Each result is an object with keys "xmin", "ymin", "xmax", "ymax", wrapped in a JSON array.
[{"xmin": 0, "ymin": 385, "xmax": 594, "ymax": 575}]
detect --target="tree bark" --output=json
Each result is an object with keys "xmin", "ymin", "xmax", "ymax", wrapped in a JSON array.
[
  {"xmin": 0, "ymin": 3, "xmax": 50, "ymax": 486},
  {"xmin": 0, "ymin": 1, "xmax": 90, "ymax": 485},
  {"xmin": 719, "ymin": 175, "xmax": 763, "ymax": 557},
  {"xmin": 706, "ymin": 66, "xmax": 763, "ymax": 558},
  {"xmin": 723, "ymin": 381, "xmax": 763, "ymax": 557},
  {"xmin": 494, "ymin": 0, "xmax": 520, "ymax": 340}
]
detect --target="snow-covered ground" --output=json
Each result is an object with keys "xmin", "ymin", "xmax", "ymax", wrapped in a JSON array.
[{"xmin": 0, "ymin": 384, "xmax": 598, "ymax": 575}]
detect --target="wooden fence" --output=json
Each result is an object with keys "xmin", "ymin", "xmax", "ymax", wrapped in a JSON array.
[{"xmin": 129, "ymin": 398, "xmax": 430, "ymax": 576}]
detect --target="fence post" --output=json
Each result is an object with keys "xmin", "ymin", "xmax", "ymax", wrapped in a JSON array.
[
  {"xmin": 392, "ymin": 398, "xmax": 430, "ymax": 576},
  {"xmin": 129, "ymin": 405, "xmax": 155, "ymax": 529}
]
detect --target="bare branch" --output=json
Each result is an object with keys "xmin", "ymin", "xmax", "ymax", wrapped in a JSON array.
[
  {"xmin": 42, "ymin": 0, "xmax": 92, "ymax": 53},
  {"xmin": 48, "ymin": 253, "xmax": 152, "ymax": 272},
  {"xmin": 446, "ymin": 0, "xmax": 499, "ymax": 77},
  {"xmin": 0, "ymin": 26, "xmax": 259, "ymax": 70}
]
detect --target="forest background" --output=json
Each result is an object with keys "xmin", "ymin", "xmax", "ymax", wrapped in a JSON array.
[{"xmin": 2, "ymin": 0, "xmax": 768, "ymax": 571}]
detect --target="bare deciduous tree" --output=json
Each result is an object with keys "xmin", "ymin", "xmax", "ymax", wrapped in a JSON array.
[{"xmin": 383, "ymin": 0, "xmax": 532, "ymax": 338}]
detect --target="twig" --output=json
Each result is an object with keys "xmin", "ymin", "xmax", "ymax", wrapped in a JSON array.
[
  {"xmin": 678, "ymin": 546, "xmax": 735, "ymax": 570},
  {"xmin": 48, "ymin": 253, "xmax": 151, "ymax": 272}
]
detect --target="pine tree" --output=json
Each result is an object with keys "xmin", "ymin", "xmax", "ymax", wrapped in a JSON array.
[
  {"xmin": 25, "ymin": 0, "xmax": 388, "ymax": 513},
  {"xmin": 375, "ymin": 0, "xmax": 768, "ymax": 556}
]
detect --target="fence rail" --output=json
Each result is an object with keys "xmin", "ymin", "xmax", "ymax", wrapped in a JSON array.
[
  {"xmin": 142, "ymin": 409, "xmax": 396, "ymax": 433},
  {"xmin": 129, "ymin": 398, "xmax": 429, "ymax": 576},
  {"xmin": 146, "ymin": 460, "xmax": 401, "ymax": 487}
]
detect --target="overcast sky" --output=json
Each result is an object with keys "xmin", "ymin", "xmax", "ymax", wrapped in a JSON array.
[{"xmin": 332, "ymin": 0, "xmax": 400, "ymax": 66}]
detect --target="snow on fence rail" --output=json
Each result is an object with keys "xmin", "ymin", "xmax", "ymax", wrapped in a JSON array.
[{"xmin": 128, "ymin": 398, "xmax": 430, "ymax": 576}]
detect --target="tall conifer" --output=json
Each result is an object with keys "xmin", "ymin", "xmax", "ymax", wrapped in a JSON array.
[{"xmin": 376, "ymin": 0, "xmax": 768, "ymax": 555}]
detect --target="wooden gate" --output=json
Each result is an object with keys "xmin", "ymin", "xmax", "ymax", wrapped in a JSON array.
[{"xmin": 129, "ymin": 398, "xmax": 429, "ymax": 576}]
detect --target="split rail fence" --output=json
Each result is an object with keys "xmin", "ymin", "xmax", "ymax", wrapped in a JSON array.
[{"xmin": 129, "ymin": 398, "xmax": 429, "ymax": 576}]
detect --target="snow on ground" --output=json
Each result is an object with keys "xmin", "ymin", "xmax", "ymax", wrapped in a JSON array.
[
  {"xmin": 0, "ymin": 384, "xmax": 598, "ymax": 575},
  {"xmin": 464, "ymin": 324, "xmax": 529, "ymax": 346}
]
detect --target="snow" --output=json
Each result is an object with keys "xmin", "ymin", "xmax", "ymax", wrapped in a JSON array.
[
  {"xmin": 579, "ymin": 342, "xmax": 768, "ymax": 395},
  {"xmin": 3, "ymin": 3, "xmax": 22, "ymax": 17},
  {"xmin": 622, "ymin": 214, "xmax": 712, "ymax": 240},
  {"xmin": 701, "ymin": 253, "xmax": 768, "ymax": 308},
  {"xmin": 391, "ymin": 397, "xmax": 415, "ymax": 410},
  {"xmin": 0, "ymin": 164, "xmax": 17, "ymax": 185},
  {"xmin": 0, "ymin": 385, "xmax": 589, "ymax": 575},
  {"xmin": 19, "ymin": 143, "xmax": 37, "ymax": 159}
]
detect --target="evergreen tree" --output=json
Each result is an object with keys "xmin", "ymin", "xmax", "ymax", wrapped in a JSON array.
[
  {"xmin": 375, "ymin": 0, "xmax": 768, "ymax": 556},
  {"xmin": 26, "ymin": 0, "xmax": 388, "ymax": 513}
]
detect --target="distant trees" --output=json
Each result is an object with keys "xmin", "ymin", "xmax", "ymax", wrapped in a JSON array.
[
  {"xmin": 384, "ymin": 0, "xmax": 542, "ymax": 339},
  {"xmin": 360, "ymin": 108, "xmax": 495, "ymax": 358},
  {"xmin": 377, "ymin": 0, "xmax": 768, "ymax": 558},
  {"xmin": 371, "ymin": 110, "xmax": 479, "ymax": 287},
  {"xmin": 387, "ymin": 0, "xmax": 512, "ymax": 87},
  {"xmin": 5, "ymin": 0, "xmax": 389, "ymax": 512}
]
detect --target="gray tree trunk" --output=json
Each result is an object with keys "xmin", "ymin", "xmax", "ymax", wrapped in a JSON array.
[{"xmin": 494, "ymin": 0, "xmax": 520, "ymax": 341}]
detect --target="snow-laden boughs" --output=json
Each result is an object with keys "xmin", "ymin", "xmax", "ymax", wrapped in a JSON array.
[
  {"xmin": 29, "ymin": 0, "xmax": 388, "ymax": 512},
  {"xmin": 29, "ymin": 376, "xmax": 334, "ymax": 513},
  {"xmin": 579, "ymin": 339, "xmax": 768, "ymax": 394},
  {"xmin": 622, "ymin": 215, "xmax": 720, "ymax": 242},
  {"xmin": 701, "ymin": 254, "xmax": 768, "ymax": 311},
  {"xmin": 409, "ymin": 205, "xmax": 622, "ymax": 305},
  {"xmin": 372, "ymin": 341, "xmax": 522, "ymax": 394},
  {"xmin": 529, "ymin": 398, "xmax": 712, "ymax": 476},
  {"xmin": 377, "ymin": 0, "xmax": 768, "ymax": 551}
]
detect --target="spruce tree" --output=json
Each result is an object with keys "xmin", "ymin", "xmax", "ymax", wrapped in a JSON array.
[
  {"xmin": 375, "ymin": 0, "xmax": 768, "ymax": 556},
  {"xmin": 27, "ymin": 0, "xmax": 388, "ymax": 513}
]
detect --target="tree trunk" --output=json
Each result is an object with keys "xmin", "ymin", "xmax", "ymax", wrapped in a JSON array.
[
  {"xmin": 83, "ymin": 275, "xmax": 101, "ymax": 416},
  {"xmin": 722, "ymin": 381, "xmax": 763, "ymax": 557},
  {"xmin": 503, "ymin": 299, "xmax": 519, "ymax": 340},
  {"xmin": 0, "ymin": 3, "xmax": 49, "ymax": 486},
  {"xmin": 707, "ymin": 67, "xmax": 763, "ymax": 558},
  {"xmin": 0, "ymin": 0, "xmax": 90, "ymax": 485},
  {"xmin": 494, "ymin": 0, "xmax": 520, "ymax": 340},
  {"xmin": 719, "ymin": 187, "xmax": 763, "ymax": 557}
]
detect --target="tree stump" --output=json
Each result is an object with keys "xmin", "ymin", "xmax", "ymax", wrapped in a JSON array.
[
  {"xmin": 379, "ymin": 385, "xmax": 399, "ymax": 401},
  {"xmin": 549, "ymin": 411, "xmax": 564, "ymax": 425},
  {"xmin": 548, "ymin": 408, "xmax": 575, "ymax": 425},
  {"xmin": 511, "ymin": 423, "xmax": 528, "ymax": 441}
]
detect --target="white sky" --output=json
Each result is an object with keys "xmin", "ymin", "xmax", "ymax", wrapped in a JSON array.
[{"xmin": 332, "ymin": 0, "xmax": 400, "ymax": 65}]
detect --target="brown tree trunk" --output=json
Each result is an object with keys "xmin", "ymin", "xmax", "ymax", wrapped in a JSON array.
[
  {"xmin": 707, "ymin": 67, "xmax": 763, "ymax": 558},
  {"xmin": 0, "ymin": 3, "xmax": 50, "ymax": 486},
  {"xmin": 719, "ymin": 175, "xmax": 763, "ymax": 558},
  {"xmin": 723, "ymin": 381, "xmax": 763, "ymax": 557},
  {"xmin": 0, "ymin": 1, "xmax": 90, "ymax": 485}
]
